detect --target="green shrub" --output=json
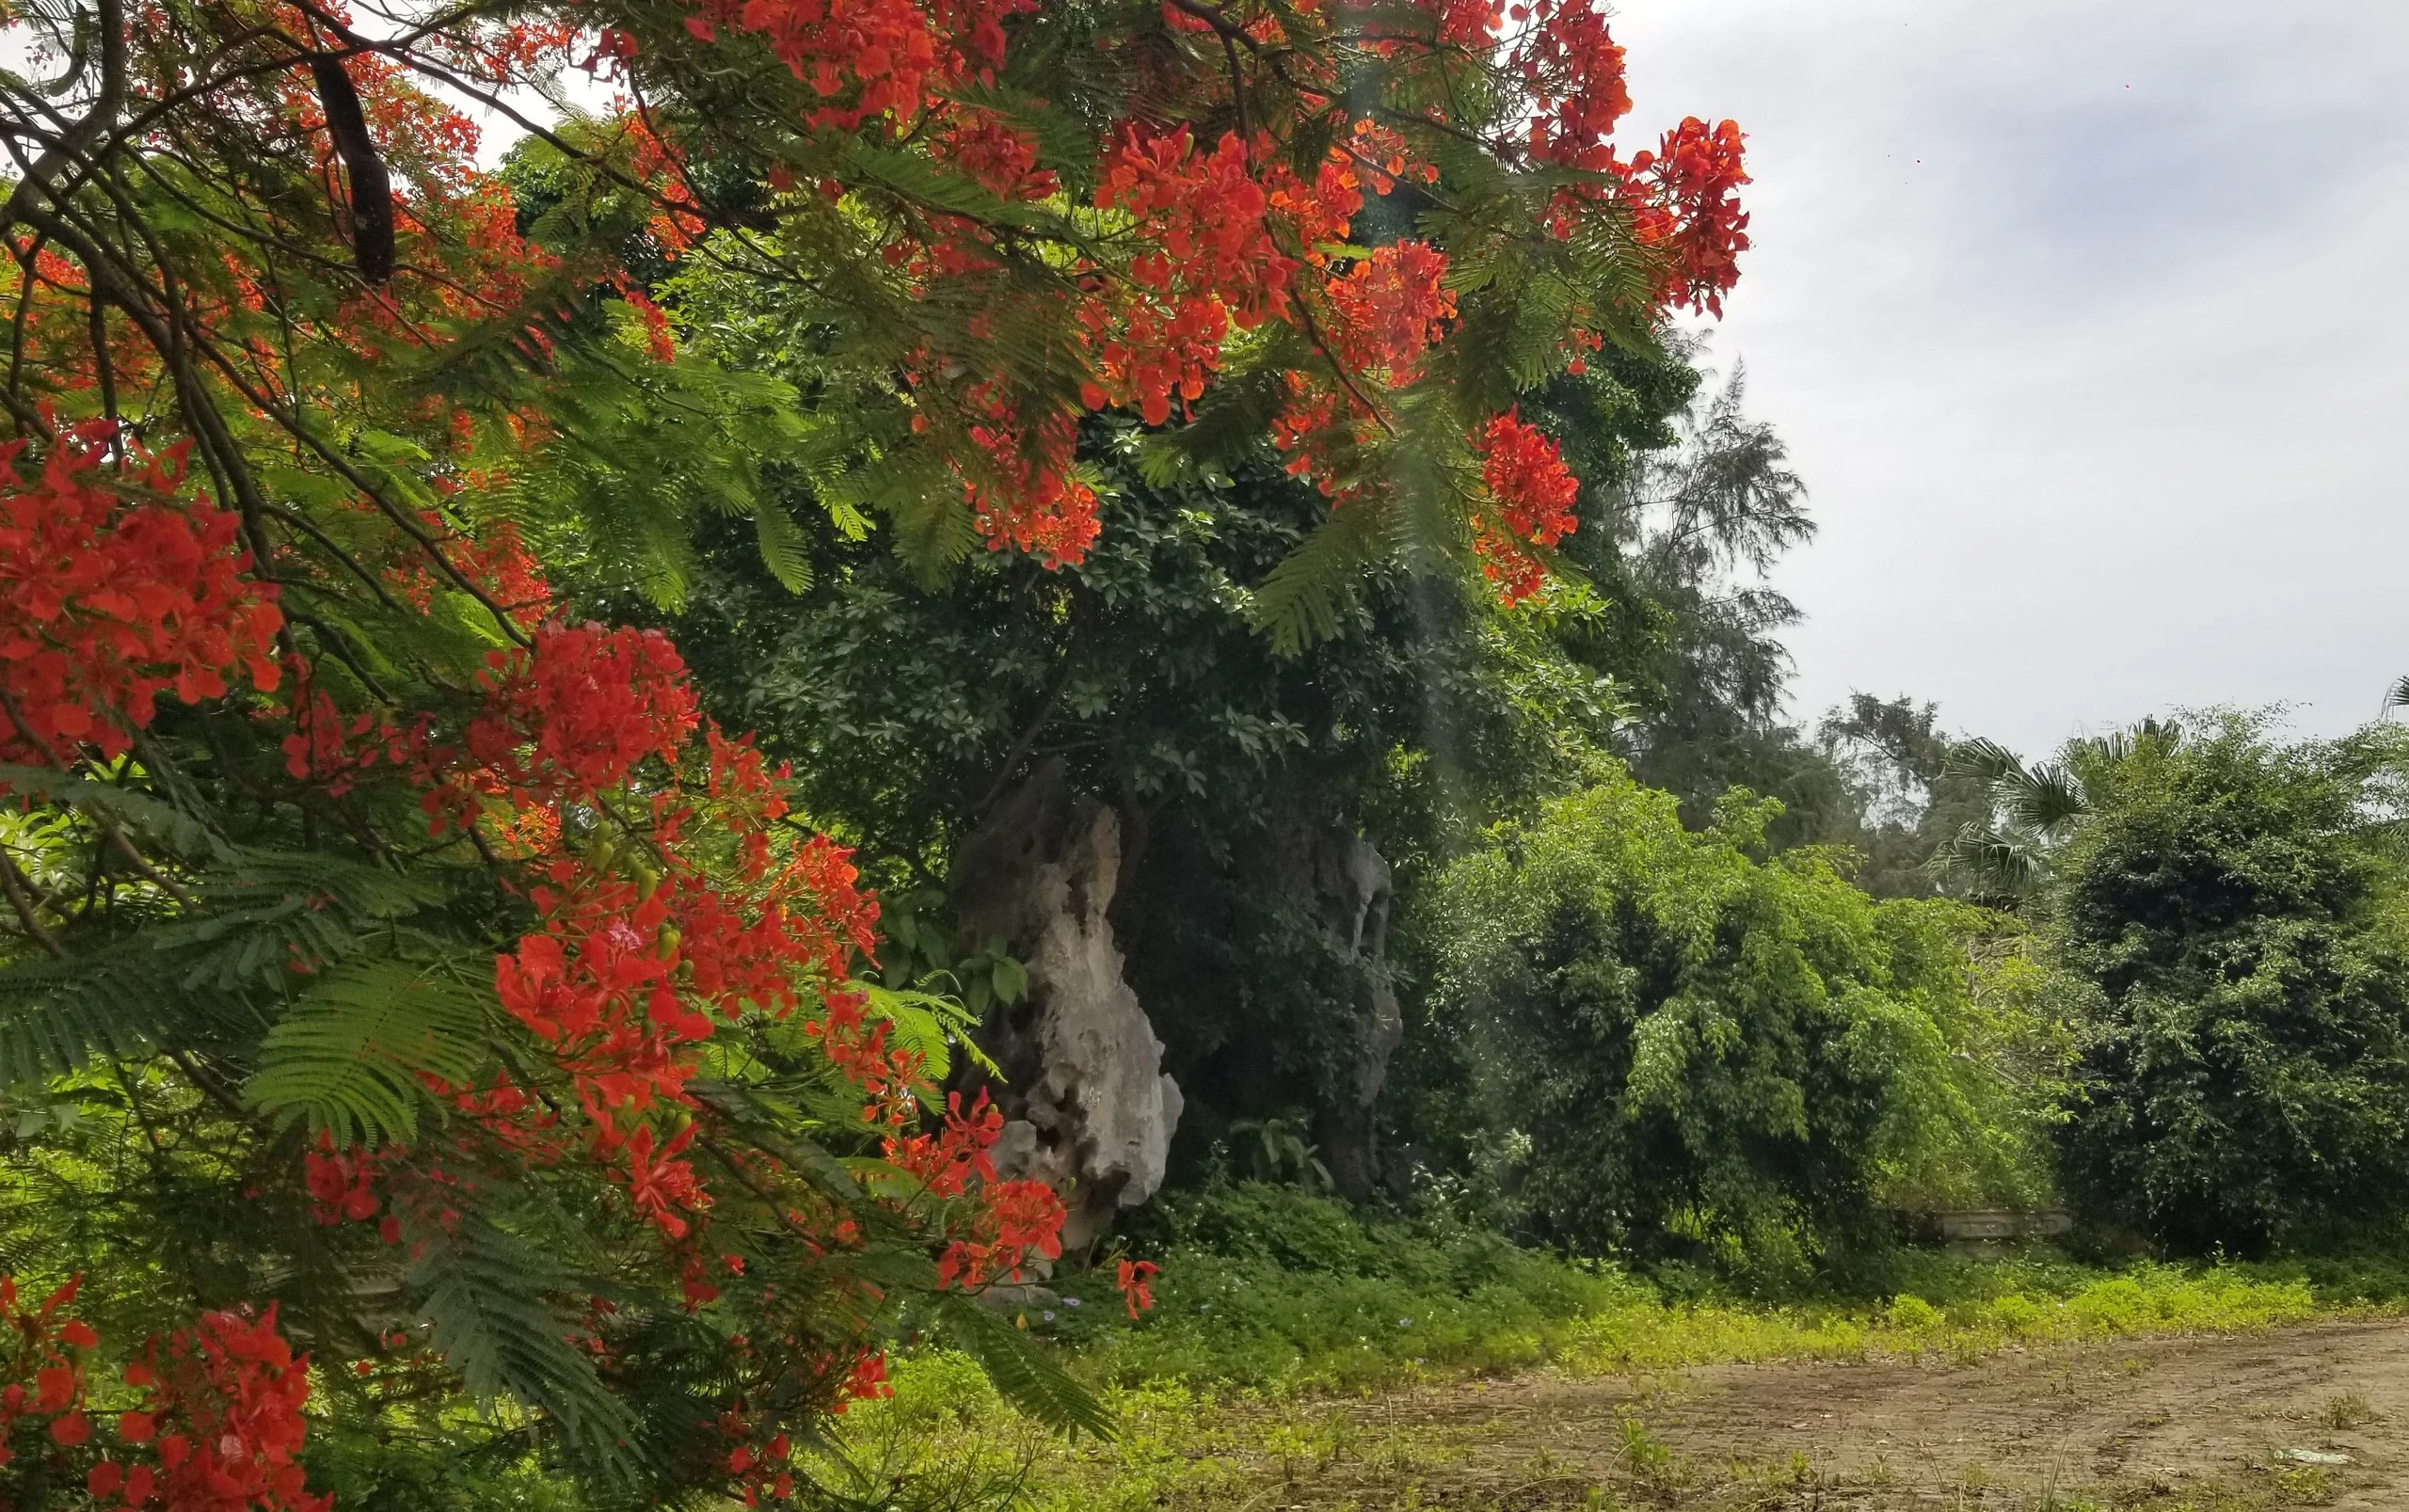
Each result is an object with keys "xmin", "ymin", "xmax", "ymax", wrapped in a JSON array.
[
  {"xmin": 1420, "ymin": 767, "xmax": 2060, "ymax": 1277},
  {"xmin": 2050, "ymin": 718, "xmax": 2409, "ymax": 1253},
  {"xmin": 1047, "ymin": 1183, "xmax": 1639, "ymax": 1391}
]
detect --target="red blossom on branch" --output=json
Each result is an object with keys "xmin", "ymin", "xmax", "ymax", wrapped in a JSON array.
[
  {"xmin": 0, "ymin": 423, "xmax": 281, "ymax": 770},
  {"xmin": 466, "ymin": 622, "xmax": 701, "ymax": 802},
  {"xmin": 1473, "ymin": 410, "xmax": 1581, "ymax": 602},
  {"xmin": 1629, "ymin": 116, "xmax": 1751, "ymax": 314},
  {"xmin": 0, "ymin": 1275, "xmax": 102, "ymax": 1466},
  {"xmin": 105, "ymin": 1308, "xmax": 327, "ymax": 1512}
]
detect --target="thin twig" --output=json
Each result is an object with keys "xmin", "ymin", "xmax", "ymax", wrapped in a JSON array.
[{"xmin": 0, "ymin": 849, "xmax": 65, "ymax": 956}]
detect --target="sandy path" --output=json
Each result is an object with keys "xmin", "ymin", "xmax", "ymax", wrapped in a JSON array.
[
  {"xmin": 1213, "ymin": 1316, "xmax": 2409, "ymax": 1508},
  {"xmin": 1638, "ymin": 1315, "xmax": 2409, "ymax": 1506}
]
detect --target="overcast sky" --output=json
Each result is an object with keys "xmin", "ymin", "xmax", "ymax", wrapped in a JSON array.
[{"xmin": 1605, "ymin": 0, "xmax": 2409, "ymax": 757}]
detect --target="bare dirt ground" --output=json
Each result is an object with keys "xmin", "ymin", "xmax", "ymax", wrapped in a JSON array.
[{"xmin": 1213, "ymin": 1317, "xmax": 2409, "ymax": 1509}]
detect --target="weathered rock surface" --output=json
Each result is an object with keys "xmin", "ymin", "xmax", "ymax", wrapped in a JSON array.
[
  {"xmin": 1267, "ymin": 811, "xmax": 1400, "ymax": 1201},
  {"xmin": 950, "ymin": 762, "xmax": 1182, "ymax": 1248}
]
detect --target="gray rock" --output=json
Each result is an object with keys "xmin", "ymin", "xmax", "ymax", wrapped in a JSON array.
[{"xmin": 952, "ymin": 762, "xmax": 1182, "ymax": 1248}]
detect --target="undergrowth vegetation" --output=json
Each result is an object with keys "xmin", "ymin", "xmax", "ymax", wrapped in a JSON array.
[{"xmin": 786, "ymin": 1183, "xmax": 2388, "ymax": 1508}]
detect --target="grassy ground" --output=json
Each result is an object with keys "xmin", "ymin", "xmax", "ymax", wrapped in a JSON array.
[{"xmin": 799, "ymin": 1186, "xmax": 2409, "ymax": 1510}]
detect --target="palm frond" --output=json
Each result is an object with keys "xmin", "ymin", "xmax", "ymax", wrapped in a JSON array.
[
  {"xmin": 1941, "ymin": 737, "xmax": 2030, "ymax": 788},
  {"xmin": 2005, "ymin": 761, "xmax": 2089, "ymax": 836},
  {"xmin": 1930, "ymin": 822, "xmax": 2048, "ymax": 899}
]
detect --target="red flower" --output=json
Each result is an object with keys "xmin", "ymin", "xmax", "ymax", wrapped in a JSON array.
[
  {"xmin": 0, "ymin": 422, "xmax": 280, "ymax": 774},
  {"xmin": 1116, "ymin": 1258, "xmax": 1159, "ymax": 1319},
  {"xmin": 119, "ymin": 1305, "xmax": 329, "ymax": 1512},
  {"xmin": 467, "ymin": 621, "xmax": 700, "ymax": 802},
  {"xmin": 1472, "ymin": 410, "xmax": 1583, "ymax": 602}
]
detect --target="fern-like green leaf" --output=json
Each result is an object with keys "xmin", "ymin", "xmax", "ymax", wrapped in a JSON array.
[
  {"xmin": 933, "ymin": 1294, "xmax": 1114, "ymax": 1439},
  {"xmin": 246, "ymin": 957, "xmax": 495, "ymax": 1148},
  {"xmin": 0, "ymin": 766, "xmax": 224, "ymax": 860},
  {"xmin": 1248, "ymin": 492, "xmax": 1399, "ymax": 654},
  {"xmin": 839, "ymin": 139, "xmax": 1045, "ymax": 229},
  {"xmin": 0, "ymin": 954, "xmax": 183, "ymax": 1087},
  {"xmin": 752, "ymin": 501, "xmax": 813, "ymax": 593},
  {"xmin": 412, "ymin": 1212, "xmax": 641, "ymax": 1474}
]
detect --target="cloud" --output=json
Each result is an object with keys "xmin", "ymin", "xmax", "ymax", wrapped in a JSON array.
[{"xmin": 1607, "ymin": 0, "xmax": 2409, "ymax": 755}]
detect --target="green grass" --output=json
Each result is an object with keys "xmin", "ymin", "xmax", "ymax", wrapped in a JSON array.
[
  {"xmin": 1016, "ymin": 1184, "xmax": 2346, "ymax": 1393},
  {"xmin": 789, "ymin": 1184, "xmax": 2395, "ymax": 1509}
]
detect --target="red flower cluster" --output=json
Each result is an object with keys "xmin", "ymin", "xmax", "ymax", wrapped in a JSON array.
[
  {"xmin": 807, "ymin": 992, "xmax": 928, "ymax": 1132},
  {"xmin": 1094, "ymin": 127, "xmax": 1291, "ymax": 332},
  {"xmin": 441, "ymin": 614, "xmax": 920, "ymax": 1254},
  {"xmin": 1416, "ymin": 0, "xmax": 1504, "ymax": 47},
  {"xmin": 389, "ymin": 513, "xmax": 552, "ymax": 632},
  {"xmin": 465, "ymin": 623, "xmax": 700, "ymax": 802},
  {"xmin": 1512, "ymin": 0, "xmax": 1633, "ymax": 173},
  {"xmin": 1473, "ymin": 411, "xmax": 1581, "ymax": 602},
  {"xmin": 282, "ymin": 685, "xmax": 428, "ymax": 799},
  {"xmin": 714, "ymin": 1345, "xmax": 885, "ymax": 1504},
  {"xmin": 492, "ymin": 871, "xmax": 717, "ymax": 1236},
  {"xmin": 658, "ymin": 0, "xmax": 1717, "ymax": 607},
  {"xmin": 302, "ymin": 1135, "xmax": 394, "ymax": 1225},
  {"xmin": 687, "ymin": 0, "xmax": 1035, "ymax": 130},
  {"xmin": 0, "ymin": 422, "xmax": 280, "ymax": 770},
  {"xmin": 933, "ymin": 111, "xmax": 1059, "ymax": 201},
  {"xmin": 723, "ymin": 1421, "xmax": 799, "ymax": 1504},
  {"xmin": 953, "ymin": 390, "xmax": 1098, "ymax": 567},
  {"xmin": 1, "ymin": 1283, "xmax": 326, "ymax": 1512},
  {"xmin": 100, "ymin": 1308, "xmax": 326, "ymax": 1512},
  {"xmin": 933, "ymin": 1177, "xmax": 1065, "ymax": 1290},
  {"xmin": 887, "ymin": 1089, "xmax": 1003, "ymax": 1196},
  {"xmin": 1059, "ymin": 124, "xmax": 1284, "ymax": 465},
  {"xmin": 1627, "ymin": 117, "xmax": 1751, "ymax": 314},
  {"xmin": 805, "ymin": 1010, "xmax": 1062, "ymax": 1293},
  {"xmin": 0, "ymin": 1275, "xmax": 102, "ymax": 1464},
  {"xmin": 1321, "ymin": 241, "xmax": 1457, "ymax": 384}
]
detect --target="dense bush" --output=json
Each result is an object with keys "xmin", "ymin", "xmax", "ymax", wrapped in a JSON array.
[
  {"xmin": 1422, "ymin": 765, "xmax": 2059, "ymax": 1278},
  {"xmin": 1067, "ymin": 1181, "xmax": 1638, "ymax": 1389},
  {"xmin": 2050, "ymin": 718, "xmax": 2409, "ymax": 1252}
]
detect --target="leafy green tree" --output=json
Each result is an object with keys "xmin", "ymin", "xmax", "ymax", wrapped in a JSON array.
[
  {"xmin": 2048, "ymin": 716, "xmax": 2409, "ymax": 1253},
  {"xmin": 662, "ymin": 344, "xmax": 1699, "ymax": 1189},
  {"xmin": 1423, "ymin": 764, "xmax": 2051, "ymax": 1278},
  {"xmin": 1555, "ymin": 366, "xmax": 1833, "ymax": 841},
  {"xmin": 1811, "ymin": 693, "xmax": 2002, "ymax": 899}
]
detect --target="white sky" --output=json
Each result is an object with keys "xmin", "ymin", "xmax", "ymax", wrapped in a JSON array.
[{"xmin": 1607, "ymin": 0, "xmax": 2409, "ymax": 757}]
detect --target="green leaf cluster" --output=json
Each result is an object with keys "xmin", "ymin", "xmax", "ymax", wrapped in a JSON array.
[
  {"xmin": 2047, "ymin": 715, "xmax": 2409, "ymax": 1253},
  {"xmin": 1423, "ymin": 762, "xmax": 2062, "ymax": 1281}
]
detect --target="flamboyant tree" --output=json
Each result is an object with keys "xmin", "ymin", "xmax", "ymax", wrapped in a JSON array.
[{"xmin": 0, "ymin": 0, "xmax": 1743, "ymax": 1499}]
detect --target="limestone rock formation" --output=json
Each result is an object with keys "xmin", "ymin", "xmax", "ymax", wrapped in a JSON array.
[
  {"xmin": 1266, "ymin": 815, "xmax": 1401, "ymax": 1201},
  {"xmin": 950, "ymin": 762, "xmax": 1182, "ymax": 1248}
]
